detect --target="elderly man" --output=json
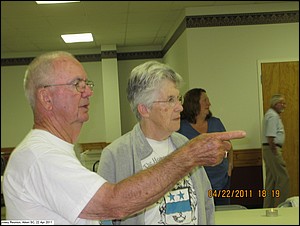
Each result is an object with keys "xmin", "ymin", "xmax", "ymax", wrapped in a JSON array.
[
  {"xmin": 3, "ymin": 52, "xmax": 245, "ymax": 224},
  {"xmin": 262, "ymin": 94, "xmax": 290, "ymax": 208}
]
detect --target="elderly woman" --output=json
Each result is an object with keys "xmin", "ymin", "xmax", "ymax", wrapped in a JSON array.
[{"xmin": 97, "ymin": 61, "xmax": 215, "ymax": 225}]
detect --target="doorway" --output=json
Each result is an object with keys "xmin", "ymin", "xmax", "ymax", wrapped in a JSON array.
[{"xmin": 258, "ymin": 60, "xmax": 299, "ymax": 198}]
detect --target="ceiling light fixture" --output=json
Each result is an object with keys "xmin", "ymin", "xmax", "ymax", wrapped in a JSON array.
[
  {"xmin": 36, "ymin": 1, "xmax": 80, "ymax": 4},
  {"xmin": 61, "ymin": 33, "xmax": 94, "ymax": 43}
]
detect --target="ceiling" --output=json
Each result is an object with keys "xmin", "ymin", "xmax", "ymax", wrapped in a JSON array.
[{"xmin": 1, "ymin": 1, "xmax": 293, "ymax": 57}]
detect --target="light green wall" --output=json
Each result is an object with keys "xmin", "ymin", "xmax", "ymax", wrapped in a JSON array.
[
  {"xmin": 118, "ymin": 60, "xmax": 143, "ymax": 135},
  {"xmin": 0, "ymin": 61, "xmax": 106, "ymax": 147},
  {"xmin": 77, "ymin": 61, "xmax": 105, "ymax": 144},
  {"xmin": 117, "ymin": 59, "xmax": 163, "ymax": 135},
  {"xmin": 1, "ymin": 65, "xmax": 33, "ymax": 147},
  {"xmin": 164, "ymin": 22, "xmax": 299, "ymax": 150},
  {"xmin": 163, "ymin": 31, "xmax": 190, "ymax": 95},
  {"xmin": 101, "ymin": 58, "xmax": 122, "ymax": 142}
]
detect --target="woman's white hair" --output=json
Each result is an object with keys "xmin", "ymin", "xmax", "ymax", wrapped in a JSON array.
[{"xmin": 127, "ymin": 61, "xmax": 183, "ymax": 120}]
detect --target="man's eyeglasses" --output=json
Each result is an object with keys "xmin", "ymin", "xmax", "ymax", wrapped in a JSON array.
[
  {"xmin": 43, "ymin": 79, "xmax": 94, "ymax": 93},
  {"xmin": 152, "ymin": 95, "xmax": 184, "ymax": 107}
]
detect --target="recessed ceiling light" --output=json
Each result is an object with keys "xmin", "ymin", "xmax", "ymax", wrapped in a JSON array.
[
  {"xmin": 36, "ymin": 1, "xmax": 79, "ymax": 4},
  {"xmin": 61, "ymin": 33, "xmax": 94, "ymax": 43}
]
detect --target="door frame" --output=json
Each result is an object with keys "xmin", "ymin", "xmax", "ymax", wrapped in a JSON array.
[{"xmin": 256, "ymin": 57, "xmax": 299, "ymax": 189}]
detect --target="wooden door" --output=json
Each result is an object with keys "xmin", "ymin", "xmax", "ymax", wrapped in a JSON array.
[{"xmin": 261, "ymin": 61, "xmax": 299, "ymax": 197}]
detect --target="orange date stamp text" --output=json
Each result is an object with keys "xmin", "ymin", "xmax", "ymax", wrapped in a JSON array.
[{"xmin": 208, "ymin": 189, "xmax": 253, "ymax": 198}]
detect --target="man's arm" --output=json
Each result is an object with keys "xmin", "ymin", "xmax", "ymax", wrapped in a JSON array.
[
  {"xmin": 80, "ymin": 130, "xmax": 246, "ymax": 220},
  {"xmin": 267, "ymin": 136, "xmax": 277, "ymax": 154}
]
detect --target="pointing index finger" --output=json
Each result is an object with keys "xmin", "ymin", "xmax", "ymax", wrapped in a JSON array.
[{"xmin": 208, "ymin": 130, "xmax": 246, "ymax": 141}]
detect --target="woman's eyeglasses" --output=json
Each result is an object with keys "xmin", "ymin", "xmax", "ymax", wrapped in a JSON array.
[{"xmin": 152, "ymin": 95, "xmax": 183, "ymax": 107}]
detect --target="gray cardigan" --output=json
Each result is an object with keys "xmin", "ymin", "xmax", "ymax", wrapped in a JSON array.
[{"xmin": 97, "ymin": 123, "xmax": 215, "ymax": 225}]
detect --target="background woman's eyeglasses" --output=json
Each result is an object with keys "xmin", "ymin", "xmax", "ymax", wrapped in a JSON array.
[{"xmin": 43, "ymin": 79, "xmax": 94, "ymax": 93}]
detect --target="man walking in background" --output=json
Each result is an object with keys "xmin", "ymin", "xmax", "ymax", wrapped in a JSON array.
[{"xmin": 262, "ymin": 94, "xmax": 290, "ymax": 208}]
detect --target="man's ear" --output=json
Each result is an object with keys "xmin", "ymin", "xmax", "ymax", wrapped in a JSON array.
[
  {"xmin": 38, "ymin": 88, "xmax": 53, "ymax": 110},
  {"xmin": 137, "ymin": 103, "xmax": 150, "ymax": 118}
]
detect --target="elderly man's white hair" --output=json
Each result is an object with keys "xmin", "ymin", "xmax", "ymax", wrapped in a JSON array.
[{"xmin": 270, "ymin": 94, "xmax": 284, "ymax": 107}]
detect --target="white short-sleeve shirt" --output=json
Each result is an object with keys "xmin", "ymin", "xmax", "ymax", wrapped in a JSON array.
[{"xmin": 3, "ymin": 129, "xmax": 106, "ymax": 224}]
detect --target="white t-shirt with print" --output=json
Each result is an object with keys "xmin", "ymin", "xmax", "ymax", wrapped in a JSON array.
[{"xmin": 142, "ymin": 138, "xmax": 198, "ymax": 225}]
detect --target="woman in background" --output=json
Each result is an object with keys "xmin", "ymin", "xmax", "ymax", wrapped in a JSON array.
[{"xmin": 178, "ymin": 88, "xmax": 233, "ymax": 206}]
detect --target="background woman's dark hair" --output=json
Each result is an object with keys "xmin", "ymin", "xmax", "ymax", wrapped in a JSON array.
[{"xmin": 181, "ymin": 88, "xmax": 212, "ymax": 123}]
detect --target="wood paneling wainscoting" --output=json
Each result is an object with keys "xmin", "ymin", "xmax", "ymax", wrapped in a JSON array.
[{"xmin": 230, "ymin": 148, "xmax": 263, "ymax": 209}]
